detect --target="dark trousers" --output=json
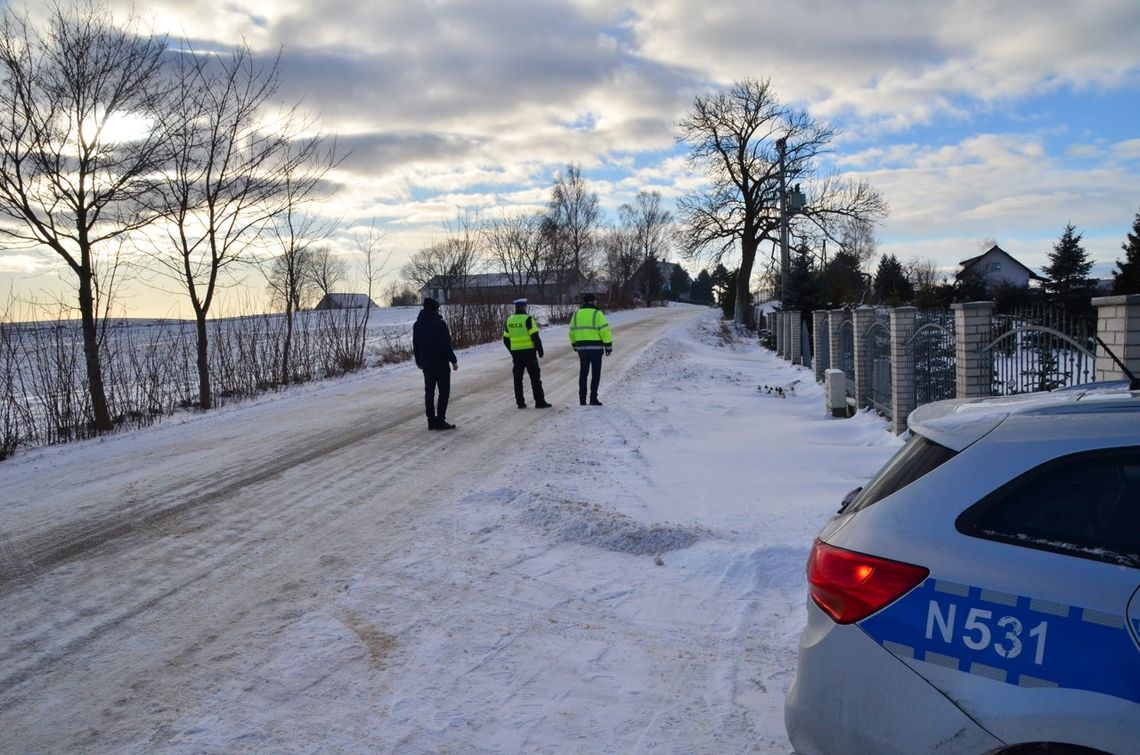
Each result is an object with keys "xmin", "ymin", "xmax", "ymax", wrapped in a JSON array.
[
  {"xmin": 511, "ymin": 350, "xmax": 545, "ymax": 405},
  {"xmin": 422, "ymin": 365, "xmax": 451, "ymax": 423},
  {"xmin": 578, "ymin": 349, "xmax": 603, "ymax": 402}
]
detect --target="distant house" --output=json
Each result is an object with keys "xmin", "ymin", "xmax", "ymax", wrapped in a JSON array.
[
  {"xmin": 419, "ymin": 271, "xmax": 587, "ymax": 305},
  {"xmin": 313, "ymin": 293, "xmax": 378, "ymax": 310},
  {"xmin": 956, "ymin": 245, "xmax": 1046, "ymax": 291}
]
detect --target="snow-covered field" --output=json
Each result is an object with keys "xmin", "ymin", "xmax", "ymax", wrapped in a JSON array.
[{"xmin": 0, "ymin": 304, "xmax": 901, "ymax": 753}]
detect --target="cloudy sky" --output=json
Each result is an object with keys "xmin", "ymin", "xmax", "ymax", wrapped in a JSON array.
[{"xmin": 3, "ymin": 0, "xmax": 1140, "ymax": 318}]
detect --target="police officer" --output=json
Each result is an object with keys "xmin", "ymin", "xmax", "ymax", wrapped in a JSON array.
[
  {"xmin": 569, "ymin": 292, "xmax": 612, "ymax": 406},
  {"xmin": 503, "ymin": 298, "xmax": 552, "ymax": 409}
]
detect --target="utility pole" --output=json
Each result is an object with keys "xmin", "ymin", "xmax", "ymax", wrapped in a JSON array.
[{"xmin": 777, "ymin": 137, "xmax": 790, "ymax": 301}]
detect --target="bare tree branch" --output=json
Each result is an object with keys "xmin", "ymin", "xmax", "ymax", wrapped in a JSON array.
[
  {"xmin": 148, "ymin": 39, "xmax": 339, "ymax": 407},
  {"xmin": 0, "ymin": 0, "xmax": 170, "ymax": 431},
  {"xmin": 676, "ymin": 78, "xmax": 888, "ymax": 324}
]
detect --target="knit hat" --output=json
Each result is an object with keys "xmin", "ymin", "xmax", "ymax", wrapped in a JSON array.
[
  {"xmin": 583, "ymin": 292, "xmax": 597, "ymax": 304},
  {"xmin": 423, "ymin": 297, "xmax": 440, "ymax": 311}
]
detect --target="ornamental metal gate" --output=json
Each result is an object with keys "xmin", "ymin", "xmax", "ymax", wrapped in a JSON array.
[
  {"xmin": 816, "ymin": 320, "xmax": 830, "ymax": 373},
  {"xmin": 838, "ymin": 318, "xmax": 855, "ymax": 398},
  {"xmin": 865, "ymin": 310, "xmax": 892, "ymax": 417},
  {"xmin": 910, "ymin": 310, "xmax": 956, "ymax": 405},
  {"xmin": 987, "ymin": 305, "xmax": 1096, "ymax": 395},
  {"xmin": 800, "ymin": 320, "xmax": 813, "ymax": 368}
]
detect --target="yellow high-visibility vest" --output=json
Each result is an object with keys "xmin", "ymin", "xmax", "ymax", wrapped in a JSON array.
[
  {"xmin": 504, "ymin": 313, "xmax": 538, "ymax": 350},
  {"xmin": 568, "ymin": 307, "xmax": 612, "ymax": 349}
]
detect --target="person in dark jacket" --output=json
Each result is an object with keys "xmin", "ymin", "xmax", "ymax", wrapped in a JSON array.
[
  {"xmin": 502, "ymin": 298, "xmax": 552, "ymax": 409},
  {"xmin": 412, "ymin": 298, "xmax": 458, "ymax": 430}
]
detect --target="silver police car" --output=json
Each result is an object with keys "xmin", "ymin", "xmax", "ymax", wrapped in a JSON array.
[{"xmin": 785, "ymin": 384, "xmax": 1140, "ymax": 754}]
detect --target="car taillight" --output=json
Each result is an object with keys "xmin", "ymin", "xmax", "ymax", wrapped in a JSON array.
[{"xmin": 807, "ymin": 539, "xmax": 928, "ymax": 625}]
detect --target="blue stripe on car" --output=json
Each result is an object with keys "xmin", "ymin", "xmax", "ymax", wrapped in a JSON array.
[{"xmin": 859, "ymin": 578, "xmax": 1140, "ymax": 705}]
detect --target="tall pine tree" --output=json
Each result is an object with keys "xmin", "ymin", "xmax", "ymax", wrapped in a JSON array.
[
  {"xmin": 1041, "ymin": 224, "xmax": 1095, "ymax": 313},
  {"xmin": 821, "ymin": 250, "xmax": 866, "ymax": 306},
  {"xmin": 1112, "ymin": 208, "xmax": 1140, "ymax": 295},
  {"xmin": 784, "ymin": 245, "xmax": 821, "ymax": 312},
  {"xmin": 872, "ymin": 253, "xmax": 914, "ymax": 305},
  {"xmin": 689, "ymin": 269, "xmax": 715, "ymax": 305}
]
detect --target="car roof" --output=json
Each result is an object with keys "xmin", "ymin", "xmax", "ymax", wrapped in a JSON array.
[{"xmin": 907, "ymin": 382, "xmax": 1140, "ymax": 451}]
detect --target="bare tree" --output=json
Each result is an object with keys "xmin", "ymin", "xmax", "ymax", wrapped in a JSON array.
[
  {"xmin": 536, "ymin": 215, "xmax": 570, "ymax": 300},
  {"xmin": 905, "ymin": 256, "xmax": 940, "ymax": 290},
  {"xmin": 401, "ymin": 214, "xmax": 480, "ymax": 303},
  {"xmin": 482, "ymin": 211, "xmax": 545, "ymax": 298},
  {"xmin": 350, "ymin": 221, "xmax": 389, "ymax": 366},
  {"xmin": 308, "ymin": 245, "xmax": 348, "ymax": 300},
  {"xmin": 619, "ymin": 190, "xmax": 673, "ymax": 304},
  {"xmin": 598, "ymin": 224, "xmax": 639, "ymax": 305},
  {"xmin": 838, "ymin": 216, "xmax": 878, "ymax": 268},
  {"xmin": 0, "ymin": 1, "xmax": 169, "ymax": 432},
  {"xmin": 263, "ymin": 139, "xmax": 339, "ymax": 386},
  {"xmin": 548, "ymin": 164, "xmax": 600, "ymax": 293},
  {"xmin": 676, "ymin": 78, "xmax": 888, "ymax": 325},
  {"xmin": 149, "ymin": 41, "xmax": 335, "ymax": 407},
  {"xmin": 266, "ymin": 247, "xmax": 316, "ymax": 312},
  {"xmin": 401, "ymin": 238, "xmax": 477, "ymax": 303}
]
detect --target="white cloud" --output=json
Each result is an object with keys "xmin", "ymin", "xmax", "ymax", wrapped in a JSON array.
[
  {"xmin": 1114, "ymin": 138, "xmax": 1140, "ymax": 160},
  {"xmin": 0, "ymin": 253, "xmax": 52, "ymax": 275},
  {"xmin": 4, "ymin": 0, "xmax": 1136, "ymax": 314}
]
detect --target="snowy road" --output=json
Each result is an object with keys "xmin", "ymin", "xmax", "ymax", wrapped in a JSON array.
[{"xmin": 0, "ymin": 305, "xmax": 900, "ymax": 753}]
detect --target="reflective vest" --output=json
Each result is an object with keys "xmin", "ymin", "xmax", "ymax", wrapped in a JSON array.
[
  {"xmin": 568, "ymin": 306, "xmax": 612, "ymax": 349},
  {"xmin": 504, "ymin": 313, "xmax": 539, "ymax": 350}
]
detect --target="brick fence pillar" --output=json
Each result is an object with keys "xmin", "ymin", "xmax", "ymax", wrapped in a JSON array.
[
  {"xmin": 774, "ymin": 312, "xmax": 785, "ymax": 358},
  {"xmin": 789, "ymin": 310, "xmax": 802, "ymax": 365},
  {"xmin": 952, "ymin": 301, "xmax": 995, "ymax": 399},
  {"xmin": 889, "ymin": 307, "xmax": 918, "ymax": 434},
  {"xmin": 852, "ymin": 307, "xmax": 875, "ymax": 409},
  {"xmin": 812, "ymin": 310, "xmax": 828, "ymax": 382},
  {"xmin": 1092, "ymin": 294, "xmax": 1140, "ymax": 382}
]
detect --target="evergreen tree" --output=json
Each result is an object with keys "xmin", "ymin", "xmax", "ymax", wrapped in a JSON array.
[
  {"xmin": 783, "ymin": 245, "xmax": 822, "ymax": 313},
  {"xmin": 712, "ymin": 266, "xmax": 745, "ymax": 320},
  {"xmin": 668, "ymin": 264, "xmax": 692, "ymax": 301},
  {"xmin": 710, "ymin": 264, "xmax": 733, "ymax": 305},
  {"xmin": 644, "ymin": 255, "xmax": 663, "ymax": 304},
  {"xmin": 821, "ymin": 251, "xmax": 865, "ymax": 306},
  {"xmin": 1113, "ymin": 208, "xmax": 1140, "ymax": 295},
  {"xmin": 872, "ymin": 253, "xmax": 914, "ymax": 305},
  {"xmin": 689, "ymin": 269, "xmax": 714, "ymax": 305},
  {"xmin": 1041, "ymin": 224, "xmax": 1095, "ymax": 312}
]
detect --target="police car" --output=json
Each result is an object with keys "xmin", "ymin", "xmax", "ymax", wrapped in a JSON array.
[{"xmin": 784, "ymin": 383, "xmax": 1140, "ymax": 754}]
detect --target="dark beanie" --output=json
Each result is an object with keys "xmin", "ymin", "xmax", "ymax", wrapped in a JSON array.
[
  {"xmin": 583, "ymin": 292, "xmax": 597, "ymax": 304},
  {"xmin": 423, "ymin": 297, "xmax": 440, "ymax": 311}
]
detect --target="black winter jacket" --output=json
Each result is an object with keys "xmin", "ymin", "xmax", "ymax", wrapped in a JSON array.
[{"xmin": 412, "ymin": 309, "xmax": 457, "ymax": 369}]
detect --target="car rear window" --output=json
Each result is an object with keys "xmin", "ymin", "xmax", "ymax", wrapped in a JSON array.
[
  {"xmin": 842, "ymin": 434, "xmax": 957, "ymax": 514},
  {"xmin": 958, "ymin": 447, "xmax": 1140, "ymax": 567}
]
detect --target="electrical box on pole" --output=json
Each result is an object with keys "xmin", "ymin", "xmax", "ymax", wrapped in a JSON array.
[{"xmin": 789, "ymin": 184, "xmax": 806, "ymax": 213}]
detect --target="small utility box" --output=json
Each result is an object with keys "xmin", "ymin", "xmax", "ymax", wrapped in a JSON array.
[{"xmin": 825, "ymin": 369, "xmax": 848, "ymax": 417}]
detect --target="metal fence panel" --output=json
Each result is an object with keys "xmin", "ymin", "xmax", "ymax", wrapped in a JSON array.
[
  {"xmin": 839, "ymin": 319, "xmax": 855, "ymax": 398},
  {"xmin": 817, "ymin": 322, "xmax": 830, "ymax": 372},
  {"xmin": 866, "ymin": 310, "xmax": 892, "ymax": 416},
  {"xmin": 912, "ymin": 311, "xmax": 956, "ymax": 405},
  {"xmin": 800, "ymin": 320, "xmax": 813, "ymax": 368},
  {"xmin": 988, "ymin": 305, "xmax": 1096, "ymax": 395}
]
